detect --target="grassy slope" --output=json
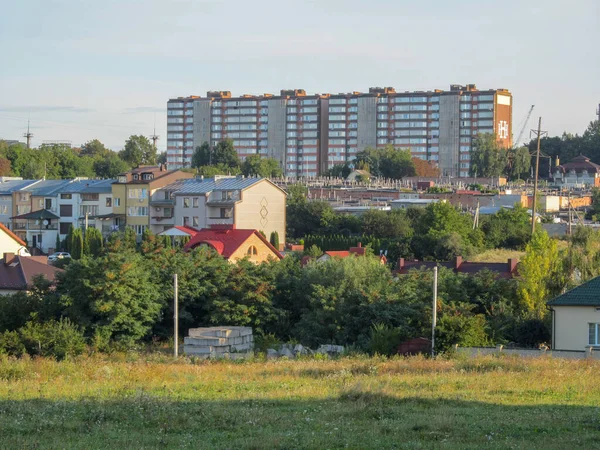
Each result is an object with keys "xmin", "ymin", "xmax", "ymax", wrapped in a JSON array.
[{"xmin": 1, "ymin": 354, "xmax": 599, "ymax": 449}]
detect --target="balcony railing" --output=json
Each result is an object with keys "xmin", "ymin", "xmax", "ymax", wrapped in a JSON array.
[{"xmin": 101, "ymin": 225, "xmax": 126, "ymax": 234}]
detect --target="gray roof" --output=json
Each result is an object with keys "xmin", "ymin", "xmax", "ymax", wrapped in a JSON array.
[
  {"xmin": 166, "ymin": 177, "xmax": 265, "ymax": 195},
  {"xmin": 22, "ymin": 180, "xmax": 73, "ymax": 196},
  {"xmin": 0, "ymin": 180, "xmax": 39, "ymax": 195},
  {"xmin": 57, "ymin": 179, "xmax": 115, "ymax": 194}
]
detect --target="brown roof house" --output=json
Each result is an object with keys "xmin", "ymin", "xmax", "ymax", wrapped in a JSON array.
[
  {"xmin": 0, "ymin": 221, "xmax": 61, "ymax": 294},
  {"xmin": 553, "ymin": 155, "xmax": 600, "ymax": 188},
  {"xmin": 0, "ymin": 253, "xmax": 61, "ymax": 295}
]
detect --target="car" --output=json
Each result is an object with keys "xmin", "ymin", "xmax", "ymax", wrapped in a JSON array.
[{"xmin": 48, "ymin": 252, "xmax": 71, "ymax": 262}]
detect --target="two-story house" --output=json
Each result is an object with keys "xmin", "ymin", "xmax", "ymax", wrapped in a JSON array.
[
  {"xmin": 0, "ymin": 179, "xmax": 39, "ymax": 230},
  {"xmin": 55, "ymin": 179, "xmax": 115, "ymax": 239},
  {"xmin": 11, "ymin": 180, "xmax": 74, "ymax": 252},
  {"xmin": 110, "ymin": 165, "xmax": 194, "ymax": 238},
  {"xmin": 152, "ymin": 176, "xmax": 286, "ymax": 249}
]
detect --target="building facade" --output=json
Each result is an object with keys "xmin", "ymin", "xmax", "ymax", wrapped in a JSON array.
[
  {"xmin": 167, "ymin": 84, "xmax": 513, "ymax": 178},
  {"xmin": 150, "ymin": 176, "xmax": 286, "ymax": 248}
]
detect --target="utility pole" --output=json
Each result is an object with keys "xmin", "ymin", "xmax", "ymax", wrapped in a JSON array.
[
  {"xmin": 23, "ymin": 120, "xmax": 33, "ymax": 149},
  {"xmin": 530, "ymin": 117, "xmax": 547, "ymax": 235},
  {"xmin": 431, "ymin": 266, "xmax": 438, "ymax": 357},
  {"xmin": 173, "ymin": 273, "xmax": 179, "ymax": 357}
]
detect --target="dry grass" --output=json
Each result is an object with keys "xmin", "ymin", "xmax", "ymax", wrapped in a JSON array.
[
  {"xmin": 471, "ymin": 248, "xmax": 525, "ymax": 262},
  {"xmin": 1, "ymin": 353, "xmax": 599, "ymax": 448}
]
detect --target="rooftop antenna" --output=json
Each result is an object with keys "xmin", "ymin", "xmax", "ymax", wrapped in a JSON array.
[
  {"xmin": 150, "ymin": 114, "xmax": 159, "ymax": 153},
  {"xmin": 23, "ymin": 119, "xmax": 33, "ymax": 149}
]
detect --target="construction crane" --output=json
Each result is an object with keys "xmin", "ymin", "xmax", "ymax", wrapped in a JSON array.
[{"xmin": 514, "ymin": 104, "xmax": 535, "ymax": 147}]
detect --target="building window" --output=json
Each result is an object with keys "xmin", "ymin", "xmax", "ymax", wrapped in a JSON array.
[
  {"xmin": 589, "ymin": 323, "xmax": 600, "ymax": 346},
  {"xmin": 81, "ymin": 193, "xmax": 100, "ymax": 201},
  {"xmin": 106, "ymin": 198, "xmax": 112, "ymax": 207},
  {"xmin": 183, "ymin": 198, "xmax": 190, "ymax": 208},
  {"xmin": 192, "ymin": 216, "xmax": 199, "ymax": 227},
  {"xmin": 60, "ymin": 193, "xmax": 72, "ymax": 200},
  {"xmin": 247, "ymin": 245, "xmax": 258, "ymax": 256},
  {"xmin": 59, "ymin": 204, "xmax": 73, "ymax": 217},
  {"xmin": 221, "ymin": 191, "xmax": 234, "ymax": 200},
  {"xmin": 126, "ymin": 206, "xmax": 148, "ymax": 216},
  {"xmin": 220, "ymin": 208, "xmax": 232, "ymax": 218},
  {"xmin": 183, "ymin": 216, "xmax": 189, "ymax": 226},
  {"xmin": 59, "ymin": 222, "xmax": 71, "ymax": 235},
  {"xmin": 114, "ymin": 198, "xmax": 121, "ymax": 207},
  {"xmin": 128, "ymin": 188, "xmax": 148, "ymax": 199},
  {"xmin": 192, "ymin": 197, "xmax": 199, "ymax": 208}
]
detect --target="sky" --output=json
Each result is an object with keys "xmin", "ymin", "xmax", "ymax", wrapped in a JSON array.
[{"xmin": 1, "ymin": 0, "xmax": 598, "ymax": 152}]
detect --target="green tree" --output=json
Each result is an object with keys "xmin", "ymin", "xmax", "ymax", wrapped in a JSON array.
[
  {"xmin": 192, "ymin": 142, "xmax": 211, "ymax": 168},
  {"xmin": 55, "ymin": 233, "xmax": 62, "ymax": 252},
  {"xmin": 241, "ymin": 154, "xmax": 282, "ymax": 178},
  {"xmin": 58, "ymin": 252, "xmax": 162, "ymax": 345},
  {"xmin": 80, "ymin": 139, "xmax": 110, "ymax": 158},
  {"xmin": 481, "ymin": 204, "xmax": 531, "ymax": 249},
  {"xmin": 197, "ymin": 164, "xmax": 241, "ymax": 177},
  {"xmin": 269, "ymin": 231, "xmax": 280, "ymax": 249},
  {"xmin": 354, "ymin": 145, "xmax": 416, "ymax": 179},
  {"xmin": 71, "ymin": 228, "xmax": 84, "ymax": 260},
  {"xmin": 65, "ymin": 225, "xmax": 74, "ymax": 253},
  {"xmin": 93, "ymin": 152, "xmax": 131, "ymax": 178},
  {"xmin": 84, "ymin": 227, "xmax": 104, "ymax": 257},
  {"xmin": 469, "ymin": 133, "xmax": 508, "ymax": 177},
  {"xmin": 517, "ymin": 230, "xmax": 559, "ymax": 319},
  {"xmin": 325, "ymin": 164, "xmax": 352, "ymax": 178},
  {"xmin": 119, "ymin": 135, "xmax": 156, "ymax": 167},
  {"xmin": 507, "ymin": 146, "xmax": 531, "ymax": 180},
  {"xmin": 212, "ymin": 139, "xmax": 241, "ymax": 168},
  {"xmin": 361, "ymin": 209, "xmax": 413, "ymax": 239}
]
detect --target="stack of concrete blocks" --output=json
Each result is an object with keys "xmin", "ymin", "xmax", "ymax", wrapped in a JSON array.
[{"xmin": 183, "ymin": 326, "xmax": 253, "ymax": 359}]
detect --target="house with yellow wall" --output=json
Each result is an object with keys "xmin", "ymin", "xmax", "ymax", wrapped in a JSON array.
[{"xmin": 97, "ymin": 165, "xmax": 194, "ymax": 238}]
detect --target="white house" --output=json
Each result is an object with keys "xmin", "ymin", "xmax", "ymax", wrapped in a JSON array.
[{"xmin": 547, "ymin": 276, "xmax": 600, "ymax": 351}]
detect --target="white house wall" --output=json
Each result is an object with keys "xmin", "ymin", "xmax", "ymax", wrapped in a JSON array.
[{"xmin": 553, "ymin": 305, "xmax": 600, "ymax": 351}]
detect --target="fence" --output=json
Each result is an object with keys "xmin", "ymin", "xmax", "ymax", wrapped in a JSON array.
[{"xmin": 456, "ymin": 345, "xmax": 600, "ymax": 360}]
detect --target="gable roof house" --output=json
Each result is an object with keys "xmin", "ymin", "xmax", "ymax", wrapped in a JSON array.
[
  {"xmin": 0, "ymin": 252, "xmax": 61, "ymax": 295},
  {"xmin": 547, "ymin": 276, "xmax": 600, "ymax": 351},
  {"xmin": 183, "ymin": 225, "xmax": 282, "ymax": 263},
  {"xmin": 553, "ymin": 155, "xmax": 600, "ymax": 188}
]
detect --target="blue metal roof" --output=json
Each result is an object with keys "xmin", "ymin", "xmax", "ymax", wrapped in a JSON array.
[
  {"xmin": 167, "ymin": 177, "xmax": 264, "ymax": 195},
  {"xmin": 57, "ymin": 179, "xmax": 115, "ymax": 194},
  {"xmin": 0, "ymin": 179, "xmax": 39, "ymax": 195},
  {"xmin": 23, "ymin": 180, "xmax": 73, "ymax": 196}
]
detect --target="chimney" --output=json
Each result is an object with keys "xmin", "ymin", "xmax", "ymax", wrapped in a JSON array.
[
  {"xmin": 508, "ymin": 258, "xmax": 519, "ymax": 273},
  {"xmin": 398, "ymin": 257, "xmax": 405, "ymax": 270},
  {"xmin": 357, "ymin": 242, "xmax": 362, "ymax": 248},
  {"xmin": 454, "ymin": 256, "xmax": 463, "ymax": 270},
  {"xmin": 3, "ymin": 252, "xmax": 14, "ymax": 265}
]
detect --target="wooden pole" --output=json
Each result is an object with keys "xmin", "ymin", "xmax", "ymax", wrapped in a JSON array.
[
  {"xmin": 531, "ymin": 117, "xmax": 542, "ymax": 235},
  {"xmin": 174, "ymin": 273, "xmax": 179, "ymax": 357}
]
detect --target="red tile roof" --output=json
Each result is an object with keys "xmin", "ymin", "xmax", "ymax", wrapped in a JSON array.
[
  {"xmin": 556, "ymin": 155, "xmax": 600, "ymax": 174},
  {"xmin": 183, "ymin": 226, "xmax": 282, "ymax": 260},
  {"xmin": 0, "ymin": 255, "xmax": 62, "ymax": 290},
  {"xmin": 173, "ymin": 226, "xmax": 199, "ymax": 236}
]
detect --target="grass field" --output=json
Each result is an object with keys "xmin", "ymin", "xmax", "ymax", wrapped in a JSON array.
[{"xmin": 1, "ymin": 353, "xmax": 599, "ymax": 449}]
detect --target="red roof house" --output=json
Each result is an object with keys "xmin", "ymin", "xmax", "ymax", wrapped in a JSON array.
[
  {"xmin": 0, "ymin": 252, "xmax": 62, "ymax": 294},
  {"xmin": 183, "ymin": 225, "xmax": 282, "ymax": 263}
]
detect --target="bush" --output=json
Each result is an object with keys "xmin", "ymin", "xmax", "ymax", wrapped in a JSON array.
[
  {"xmin": 436, "ymin": 309, "xmax": 490, "ymax": 352},
  {"xmin": 0, "ymin": 331, "xmax": 26, "ymax": 357},
  {"xmin": 269, "ymin": 231, "xmax": 280, "ymax": 249},
  {"xmin": 513, "ymin": 319, "xmax": 551, "ymax": 348},
  {"xmin": 19, "ymin": 319, "xmax": 86, "ymax": 359},
  {"xmin": 367, "ymin": 323, "xmax": 403, "ymax": 356}
]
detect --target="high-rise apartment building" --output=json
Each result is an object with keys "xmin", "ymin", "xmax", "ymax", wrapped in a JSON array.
[{"xmin": 167, "ymin": 84, "xmax": 512, "ymax": 177}]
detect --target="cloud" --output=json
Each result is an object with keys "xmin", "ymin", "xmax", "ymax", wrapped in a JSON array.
[
  {"xmin": 0, "ymin": 105, "xmax": 95, "ymax": 113},
  {"xmin": 122, "ymin": 106, "xmax": 165, "ymax": 114}
]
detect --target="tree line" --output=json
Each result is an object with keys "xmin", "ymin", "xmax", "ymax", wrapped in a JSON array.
[{"xmin": 0, "ymin": 135, "xmax": 159, "ymax": 180}]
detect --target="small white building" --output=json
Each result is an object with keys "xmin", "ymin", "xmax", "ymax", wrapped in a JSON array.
[
  {"xmin": 390, "ymin": 198, "xmax": 440, "ymax": 209},
  {"xmin": 548, "ymin": 276, "xmax": 600, "ymax": 351}
]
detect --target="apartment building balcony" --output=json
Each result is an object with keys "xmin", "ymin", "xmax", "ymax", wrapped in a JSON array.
[
  {"xmin": 101, "ymin": 224, "xmax": 126, "ymax": 234},
  {"xmin": 150, "ymin": 215, "xmax": 175, "ymax": 226}
]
